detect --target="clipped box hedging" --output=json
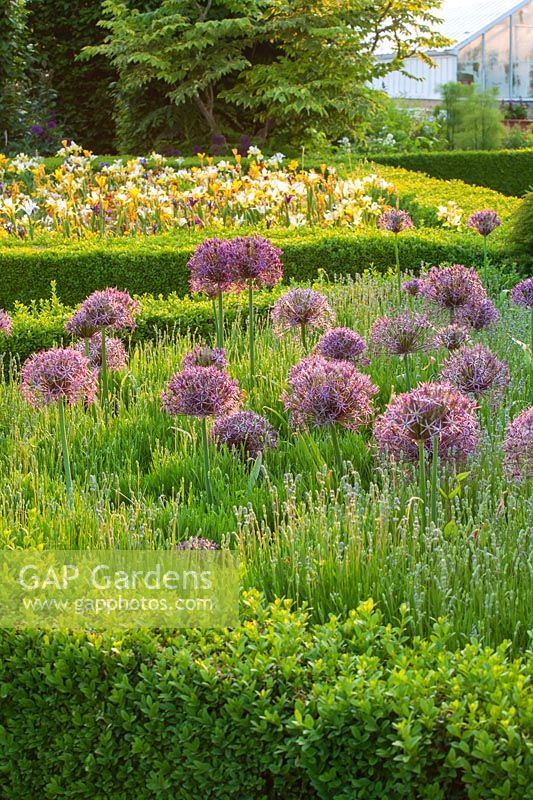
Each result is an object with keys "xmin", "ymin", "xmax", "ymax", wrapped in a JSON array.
[
  {"xmin": 0, "ymin": 594, "xmax": 530, "ymax": 800},
  {"xmin": 0, "ymin": 227, "xmax": 505, "ymax": 309},
  {"xmin": 371, "ymin": 149, "xmax": 533, "ymax": 198}
]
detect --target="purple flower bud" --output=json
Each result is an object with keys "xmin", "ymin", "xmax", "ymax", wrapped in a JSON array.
[
  {"xmin": 271, "ymin": 288, "xmax": 334, "ymax": 337},
  {"xmin": 440, "ymin": 344, "xmax": 510, "ymax": 404},
  {"xmin": 229, "ymin": 235, "xmax": 283, "ymax": 288},
  {"xmin": 378, "ymin": 209, "xmax": 414, "ymax": 233},
  {"xmin": 370, "ymin": 311, "xmax": 433, "ymax": 356},
  {"xmin": 0, "ymin": 310, "xmax": 12, "ymax": 336},
  {"xmin": 182, "ymin": 346, "xmax": 228, "ymax": 371},
  {"xmin": 374, "ymin": 382, "xmax": 480, "ymax": 463},
  {"xmin": 510, "ymin": 277, "xmax": 533, "ymax": 308},
  {"xmin": 65, "ymin": 289, "xmax": 140, "ymax": 338},
  {"xmin": 503, "ymin": 406, "xmax": 533, "ymax": 480},
  {"xmin": 467, "ymin": 210, "xmax": 501, "ymax": 236},
  {"xmin": 314, "ymin": 327, "xmax": 367, "ymax": 364},
  {"xmin": 162, "ymin": 366, "xmax": 241, "ymax": 419},
  {"xmin": 74, "ymin": 332, "xmax": 127, "ymax": 372},
  {"xmin": 212, "ymin": 411, "xmax": 278, "ymax": 457},
  {"xmin": 20, "ymin": 348, "xmax": 97, "ymax": 407}
]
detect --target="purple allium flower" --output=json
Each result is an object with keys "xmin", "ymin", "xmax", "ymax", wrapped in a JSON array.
[
  {"xmin": 433, "ymin": 324, "xmax": 471, "ymax": 352},
  {"xmin": 440, "ymin": 344, "xmax": 510, "ymax": 403},
  {"xmin": 378, "ymin": 209, "xmax": 414, "ymax": 233},
  {"xmin": 65, "ymin": 289, "xmax": 140, "ymax": 338},
  {"xmin": 212, "ymin": 410, "xmax": 278, "ymax": 457},
  {"xmin": 20, "ymin": 348, "xmax": 97, "ymax": 408},
  {"xmin": 30, "ymin": 124, "xmax": 45, "ymax": 137},
  {"xmin": 419, "ymin": 265, "xmax": 487, "ymax": 313},
  {"xmin": 74, "ymin": 332, "xmax": 127, "ymax": 372},
  {"xmin": 229, "ymin": 235, "xmax": 283, "ymax": 288},
  {"xmin": 503, "ymin": 407, "xmax": 533, "ymax": 480},
  {"xmin": 187, "ymin": 238, "xmax": 239, "ymax": 297},
  {"xmin": 176, "ymin": 537, "xmax": 220, "ymax": 550},
  {"xmin": 467, "ymin": 210, "xmax": 501, "ymax": 236},
  {"xmin": 182, "ymin": 346, "xmax": 227, "ymax": 371},
  {"xmin": 282, "ymin": 355, "xmax": 377, "ymax": 430},
  {"xmin": 374, "ymin": 382, "xmax": 480, "ymax": 463},
  {"xmin": 370, "ymin": 311, "xmax": 433, "ymax": 356},
  {"xmin": 0, "ymin": 310, "xmax": 12, "ymax": 336},
  {"xmin": 510, "ymin": 277, "xmax": 533, "ymax": 308},
  {"xmin": 271, "ymin": 288, "xmax": 334, "ymax": 337},
  {"xmin": 401, "ymin": 278, "xmax": 424, "ymax": 296},
  {"xmin": 162, "ymin": 366, "xmax": 241, "ymax": 419},
  {"xmin": 314, "ymin": 327, "xmax": 367, "ymax": 364},
  {"xmin": 455, "ymin": 298, "xmax": 500, "ymax": 330}
]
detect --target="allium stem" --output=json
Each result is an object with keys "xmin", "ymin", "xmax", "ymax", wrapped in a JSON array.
[
  {"xmin": 84, "ymin": 338, "xmax": 90, "ymax": 359},
  {"xmin": 418, "ymin": 440, "xmax": 426, "ymax": 529},
  {"xmin": 430, "ymin": 434, "xmax": 439, "ymax": 524},
  {"xmin": 200, "ymin": 417, "xmax": 213, "ymax": 504},
  {"xmin": 403, "ymin": 354, "xmax": 412, "ymax": 391},
  {"xmin": 394, "ymin": 236, "xmax": 401, "ymax": 304},
  {"xmin": 100, "ymin": 326, "xmax": 108, "ymax": 422},
  {"xmin": 211, "ymin": 297, "xmax": 220, "ymax": 347},
  {"xmin": 483, "ymin": 236, "xmax": 488, "ymax": 270},
  {"xmin": 330, "ymin": 423, "xmax": 343, "ymax": 475},
  {"xmin": 217, "ymin": 289, "xmax": 224, "ymax": 349},
  {"xmin": 57, "ymin": 398, "xmax": 73, "ymax": 505},
  {"xmin": 248, "ymin": 279, "xmax": 255, "ymax": 385},
  {"xmin": 300, "ymin": 323, "xmax": 308, "ymax": 351}
]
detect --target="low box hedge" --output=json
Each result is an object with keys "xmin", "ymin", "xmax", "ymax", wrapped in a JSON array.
[
  {"xmin": 371, "ymin": 149, "xmax": 533, "ymax": 198},
  {"xmin": 0, "ymin": 593, "xmax": 530, "ymax": 800},
  {"xmin": 0, "ymin": 227, "xmax": 506, "ymax": 309}
]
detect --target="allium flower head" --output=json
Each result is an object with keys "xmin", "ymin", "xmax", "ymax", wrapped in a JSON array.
[
  {"xmin": 229, "ymin": 235, "xmax": 283, "ymax": 288},
  {"xmin": 510, "ymin": 277, "xmax": 533, "ymax": 308},
  {"xmin": 374, "ymin": 382, "xmax": 480, "ymax": 463},
  {"xmin": 282, "ymin": 355, "xmax": 377, "ymax": 430},
  {"xmin": 176, "ymin": 537, "xmax": 220, "ymax": 550},
  {"xmin": 314, "ymin": 327, "xmax": 367, "ymax": 364},
  {"xmin": 212, "ymin": 410, "xmax": 278, "ymax": 457},
  {"xmin": 74, "ymin": 332, "xmax": 127, "ymax": 372},
  {"xmin": 0, "ymin": 310, "xmax": 12, "ymax": 336},
  {"xmin": 419, "ymin": 264, "xmax": 487, "ymax": 313},
  {"xmin": 370, "ymin": 311, "xmax": 433, "ymax": 356},
  {"xmin": 467, "ymin": 210, "xmax": 501, "ymax": 236},
  {"xmin": 182, "ymin": 346, "xmax": 228, "ymax": 371},
  {"xmin": 440, "ymin": 344, "xmax": 510, "ymax": 403},
  {"xmin": 433, "ymin": 324, "xmax": 471, "ymax": 352},
  {"xmin": 503, "ymin": 407, "xmax": 533, "ymax": 480},
  {"xmin": 20, "ymin": 347, "xmax": 97, "ymax": 407},
  {"xmin": 65, "ymin": 288, "xmax": 140, "ymax": 338},
  {"xmin": 455, "ymin": 298, "xmax": 500, "ymax": 330},
  {"xmin": 271, "ymin": 288, "xmax": 334, "ymax": 337},
  {"xmin": 401, "ymin": 278, "xmax": 424, "ymax": 296},
  {"xmin": 378, "ymin": 209, "xmax": 414, "ymax": 233},
  {"xmin": 187, "ymin": 237, "xmax": 239, "ymax": 297},
  {"xmin": 162, "ymin": 366, "xmax": 241, "ymax": 418}
]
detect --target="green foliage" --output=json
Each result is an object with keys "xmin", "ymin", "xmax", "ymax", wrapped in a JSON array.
[
  {"xmin": 0, "ymin": 594, "xmax": 530, "ymax": 799},
  {"xmin": 86, "ymin": 0, "xmax": 449, "ymax": 148},
  {"xmin": 0, "ymin": 227, "xmax": 504, "ymax": 309},
  {"xmin": 507, "ymin": 192, "xmax": 533, "ymax": 269},
  {"xmin": 0, "ymin": 0, "xmax": 31, "ymax": 150},
  {"xmin": 438, "ymin": 83, "xmax": 504, "ymax": 151},
  {"xmin": 370, "ymin": 150, "xmax": 533, "ymax": 197}
]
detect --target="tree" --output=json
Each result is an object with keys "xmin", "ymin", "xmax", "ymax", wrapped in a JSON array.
[
  {"xmin": 86, "ymin": 0, "xmax": 449, "ymax": 147},
  {"xmin": 0, "ymin": 0, "xmax": 31, "ymax": 151}
]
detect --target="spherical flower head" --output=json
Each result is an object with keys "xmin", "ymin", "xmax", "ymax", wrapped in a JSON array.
[
  {"xmin": 212, "ymin": 411, "xmax": 278, "ymax": 457},
  {"xmin": 314, "ymin": 327, "xmax": 367, "ymax": 364},
  {"xmin": 419, "ymin": 265, "xmax": 487, "ymax": 312},
  {"xmin": 162, "ymin": 366, "xmax": 241, "ymax": 419},
  {"xmin": 229, "ymin": 235, "xmax": 283, "ymax": 288},
  {"xmin": 374, "ymin": 381, "xmax": 480, "ymax": 463},
  {"xmin": 187, "ymin": 237, "xmax": 240, "ymax": 297},
  {"xmin": 433, "ymin": 324, "xmax": 471, "ymax": 352},
  {"xmin": 65, "ymin": 289, "xmax": 140, "ymax": 338},
  {"xmin": 20, "ymin": 347, "xmax": 97, "ymax": 407},
  {"xmin": 510, "ymin": 277, "xmax": 533, "ymax": 309},
  {"xmin": 401, "ymin": 278, "xmax": 424, "ymax": 296},
  {"xmin": 182, "ymin": 346, "xmax": 228, "ymax": 371},
  {"xmin": 467, "ymin": 210, "xmax": 501, "ymax": 236},
  {"xmin": 440, "ymin": 344, "xmax": 510, "ymax": 403},
  {"xmin": 74, "ymin": 332, "xmax": 127, "ymax": 372},
  {"xmin": 370, "ymin": 311, "xmax": 433, "ymax": 356},
  {"xmin": 282, "ymin": 355, "xmax": 377, "ymax": 430},
  {"xmin": 503, "ymin": 406, "xmax": 533, "ymax": 481},
  {"xmin": 378, "ymin": 208, "xmax": 414, "ymax": 234},
  {"xmin": 176, "ymin": 537, "xmax": 220, "ymax": 550},
  {"xmin": 0, "ymin": 310, "xmax": 12, "ymax": 336},
  {"xmin": 271, "ymin": 288, "xmax": 334, "ymax": 337},
  {"xmin": 455, "ymin": 298, "xmax": 500, "ymax": 330}
]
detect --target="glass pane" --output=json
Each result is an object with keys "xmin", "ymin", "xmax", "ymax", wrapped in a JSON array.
[
  {"xmin": 484, "ymin": 18, "xmax": 511, "ymax": 98},
  {"xmin": 457, "ymin": 35, "xmax": 483, "ymax": 85},
  {"xmin": 512, "ymin": 3, "xmax": 533, "ymax": 99}
]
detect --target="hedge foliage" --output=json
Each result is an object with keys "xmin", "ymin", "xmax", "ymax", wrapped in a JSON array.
[
  {"xmin": 0, "ymin": 227, "xmax": 506, "ymax": 309},
  {"xmin": 371, "ymin": 149, "xmax": 533, "ymax": 197},
  {"xmin": 0, "ymin": 594, "xmax": 530, "ymax": 800}
]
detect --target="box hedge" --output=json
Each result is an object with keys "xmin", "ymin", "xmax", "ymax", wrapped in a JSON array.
[
  {"xmin": 371, "ymin": 149, "xmax": 533, "ymax": 198},
  {"xmin": 0, "ymin": 227, "xmax": 507, "ymax": 309},
  {"xmin": 0, "ymin": 594, "xmax": 530, "ymax": 800}
]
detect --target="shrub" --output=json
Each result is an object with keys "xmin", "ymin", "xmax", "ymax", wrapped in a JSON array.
[
  {"xmin": 0, "ymin": 594, "xmax": 530, "ymax": 800},
  {"xmin": 371, "ymin": 150, "xmax": 533, "ymax": 197},
  {"xmin": 0, "ymin": 227, "xmax": 509, "ymax": 309},
  {"xmin": 507, "ymin": 192, "xmax": 533, "ymax": 269}
]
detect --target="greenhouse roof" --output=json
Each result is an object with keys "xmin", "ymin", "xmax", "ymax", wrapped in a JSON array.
[{"xmin": 439, "ymin": 0, "xmax": 531, "ymax": 48}]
